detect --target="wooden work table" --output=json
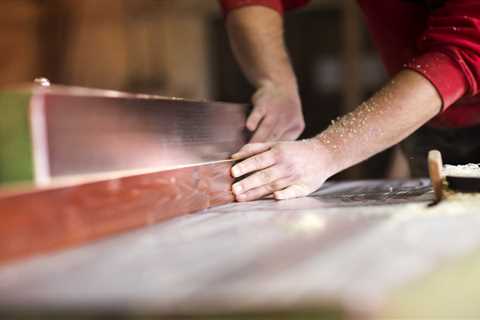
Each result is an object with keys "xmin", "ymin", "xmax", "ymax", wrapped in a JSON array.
[{"xmin": 1, "ymin": 179, "xmax": 480, "ymax": 319}]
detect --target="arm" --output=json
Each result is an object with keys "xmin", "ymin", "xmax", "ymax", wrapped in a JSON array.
[
  {"xmin": 225, "ymin": 6, "xmax": 305, "ymax": 142},
  {"xmin": 230, "ymin": 69, "xmax": 442, "ymax": 201},
  {"xmin": 230, "ymin": 0, "xmax": 480, "ymax": 201}
]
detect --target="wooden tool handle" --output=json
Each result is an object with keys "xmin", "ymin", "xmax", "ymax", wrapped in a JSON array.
[{"xmin": 428, "ymin": 150, "xmax": 444, "ymax": 201}]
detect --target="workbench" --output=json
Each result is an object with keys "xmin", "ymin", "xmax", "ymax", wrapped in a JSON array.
[{"xmin": 1, "ymin": 179, "xmax": 480, "ymax": 319}]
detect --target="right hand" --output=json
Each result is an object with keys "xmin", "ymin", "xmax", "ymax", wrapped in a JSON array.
[
  {"xmin": 247, "ymin": 81, "xmax": 305, "ymax": 143},
  {"xmin": 231, "ymin": 138, "xmax": 333, "ymax": 201}
]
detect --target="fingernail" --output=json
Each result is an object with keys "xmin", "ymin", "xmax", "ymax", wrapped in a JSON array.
[
  {"xmin": 232, "ymin": 166, "xmax": 241, "ymax": 177},
  {"xmin": 274, "ymin": 192, "xmax": 286, "ymax": 200},
  {"xmin": 236, "ymin": 194, "xmax": 246, "ymax": 202},
  {"xmin": 232, "ymin": 183, "xmax": 243, "ymax": 194}
]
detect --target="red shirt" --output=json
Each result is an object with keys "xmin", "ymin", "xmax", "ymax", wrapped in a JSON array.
[{"xmin": 220, "ymin": 0, "xmax": 480, "ymax": 128}]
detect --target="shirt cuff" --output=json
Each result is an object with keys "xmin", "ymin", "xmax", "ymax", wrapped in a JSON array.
[
  {"xmin": 220, "ymin": 0, "xmax": 284, "ymax": 16},
  {"xmin": 405, "ymin": 51, "xmax": 467, "ymax": 111}
]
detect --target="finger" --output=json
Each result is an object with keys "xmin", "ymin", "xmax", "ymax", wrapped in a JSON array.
[
  {"xmin": 236, "ymin": 176, "xmax": 295, "ymax": 202},
  {"xmin": 249, "ymin": 117, "xmax": 275, "ymax": 143},
  {"xmin": 231, "ymin": 142, "xmax": 274, "ymax": 160},
  {"xmin": 231, "ymin": 149, "xmax": 276, "ymax": 178},
  {"xmin": 274, "ymin": 184, "xmax": 311, "ymax": 200},
  {"xmin": 246, "ymin": 107, "xmax": 265, "ymax": 132},
  {"xmin": 232, "ymin": 166, "xmax": 289, "ymax": 195}
]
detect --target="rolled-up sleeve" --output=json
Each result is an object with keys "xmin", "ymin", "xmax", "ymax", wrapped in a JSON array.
[
  {"xmin": 219, "ymin": 0, "xmax": 310, "ymax": 16},
  {"xmin": 405, "ymin": 0, "xmax": 480, "ymax": 110}
]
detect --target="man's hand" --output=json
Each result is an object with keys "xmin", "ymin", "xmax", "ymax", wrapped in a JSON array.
[
  {"xmin": 248, "ymin": 81, "xmax": 305, "ymax": 142},
  {"xmin": 225, "ymin": 6, "xmax": 303, "ymax": 142},
  {"xmin": 230, "ymin": 69, "xmax": 443, "ymax": 202},
  {"xmin": 231, "ymin": 139, "xmax": 332, "ymax": 201}
]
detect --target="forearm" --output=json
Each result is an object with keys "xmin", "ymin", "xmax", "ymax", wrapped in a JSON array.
[
  {"xmin": 226, "ymin": 6, "xmax": 297, "ymax": 89},
  {"xmin": 315, "ymin": 70, "xmax": 442, "ymax": 177}
]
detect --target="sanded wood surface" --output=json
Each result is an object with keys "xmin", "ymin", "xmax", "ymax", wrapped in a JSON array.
[
  {"xmin": 2, "ymin": 179, "xmax": 480, "ymax": 318},
  {"xmin": 0, "ymin": 161, "xmax": 234, "ymax": 265},
  {"xmin": 0, "ymin": 180, "xmax": 480, "ymax": 316}
]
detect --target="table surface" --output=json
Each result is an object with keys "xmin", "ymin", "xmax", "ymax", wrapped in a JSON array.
[{"xmin": 1, "ymin": 179, "xmax": 480, "ymax": 319}]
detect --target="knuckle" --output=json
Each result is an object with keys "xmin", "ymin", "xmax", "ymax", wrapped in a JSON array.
[
  {"xmin": 239, "ymin": 145, "xmax": 250, "ymax": 153},
  {"xmin": 290, "ymin": 119, "xmax": 305, "ymax": 133},
  {"xmin": 271, "ymin": 148, "xmax": 282, "ymax": 161},
  {"xmin": 252, "ymin": 155, "xmax": 264, "ymax": 167},
  {"xmin": 265, "ymin": 184, "xmax": 276, "ymax": 193},
  {"xmin": 253, "ymin": 142, "xmax": 266, "ymax": 150},
  {"xmin": 264, "ymin": 152, "xmax": 276, "ymax": 165},
  {"xmin": 259, "ymin": 170, "xmax": 272, "ymax": 182},
  {"xmin": 235, "ymin": 164, "xmax": 245, "ymax": 175},
  {"xmin": 288, "ymin": 166, "xmax": 301, "ymax": 179},
  {"xmin": 291, "ymin": 170, "xmax": 302, "ymax": 181},
  {"xmin": 274, "ymin": 147, "xmax": 288, "ymax": 162},
  {"xmin": 236, "ymin": 181, "xmax": 246, "ymax": 192},
  {"xmin": 261, "ymin": 184, "xmax": 274, "ymax": 194},
  {"xmin": 242, "ymin": 144, "xmax": 255, "ymax": 153},
  {"xmin": 262, "ymin": 117, "xmax": 276, "ymax": 127},
  {"xmin": 291, "ymin": 172, "xmax": 301, "ymax": 181},
  {"xmin": 279, "ymin": 162, "xmax": 293, "ymax": 174},
  {"xmin": 271, "ymin": 180, "xmax": 284, "ymax": 190},
  {"xmin": 245, "ymin": 189, "xmax": 261, "ymax": 201}
]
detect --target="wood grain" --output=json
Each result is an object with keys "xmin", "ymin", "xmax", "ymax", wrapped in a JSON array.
[
  {"xmin": 0, "ymin": 179, "xmax": 444, "ymax": 319},
  {"xmin": 29, "ymin": 86, "xmax": 248, "ymax": 184},
  {"xmin": 0, "ymin": 160, "xmax": 234, "ymax": 264}
]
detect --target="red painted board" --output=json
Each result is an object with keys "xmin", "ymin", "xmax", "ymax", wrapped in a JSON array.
[{"xmin": 0, "ymin": 161, "xmax": 234, "ymax": 265}]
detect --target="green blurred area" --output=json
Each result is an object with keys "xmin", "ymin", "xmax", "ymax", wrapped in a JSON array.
[{"xmin": 0, "ymin": 92, "xmax": 34, "ymax": 185}]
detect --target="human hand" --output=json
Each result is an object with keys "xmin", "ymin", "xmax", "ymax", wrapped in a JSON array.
[
  {"xmin": 230, "ymin": 139, "xmax": 334, "ymax": 201},
  {"xmin": 247, "ymin": 81, "xmax": 305, "ymax": 143}
]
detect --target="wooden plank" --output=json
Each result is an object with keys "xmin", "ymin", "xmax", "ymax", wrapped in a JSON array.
[
  {"xmin": 0, "ymin": 85, "xmax": 247, "ymax": 265},
  {"xmin": 28, "ymin": 85, "xmax": 248, "ymax": 184},
  {"xmin": 0, "ymin": 160, "xmax": 234, "ymax": 265}
]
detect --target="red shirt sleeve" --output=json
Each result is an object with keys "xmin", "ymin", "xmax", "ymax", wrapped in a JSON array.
[
  {"xmin": 405, "ymin": 0, "xmax": 480, "ymax": 110},
  {"xmin": 219, "ymin": 0, "xmax": 310, "ymax": 16}
]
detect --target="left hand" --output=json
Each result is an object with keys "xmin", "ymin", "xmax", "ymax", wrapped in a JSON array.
[
  {"xmin": 231, "ymin": 139, "xmax": 333, "ymax": 201},
  {"xmin": 247, "ymin": 81, "xmax": 305, "ymax": 143}
]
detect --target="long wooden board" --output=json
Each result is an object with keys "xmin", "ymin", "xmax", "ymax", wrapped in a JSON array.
[
  {"xmin": 28, "ymin": 85, "xmax": 248, "ymax": 185},
  {"xmin": 0, "ymin": 161, "xmax": 234, "ymax": 264},
  {"xmin": 0, "ymin": 84, "xmax": 250, "ymax": 264}
]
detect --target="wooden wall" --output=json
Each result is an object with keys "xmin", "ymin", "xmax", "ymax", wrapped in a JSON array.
[{"xmin": 0, "ymin": 0, "xmax": 219, "ymax": 99}]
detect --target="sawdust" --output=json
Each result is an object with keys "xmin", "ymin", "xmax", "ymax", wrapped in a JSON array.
[{"xmin": 443, "ymin": 164, "xmax": 480, "ymax": 178}]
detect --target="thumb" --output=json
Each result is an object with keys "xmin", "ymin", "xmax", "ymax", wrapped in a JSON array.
[{"xmin": 274, "ymin": 184, "xmax": 311, "ymax": 200}]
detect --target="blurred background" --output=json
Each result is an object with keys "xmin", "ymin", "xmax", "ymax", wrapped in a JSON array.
[{"xmin": 0, "ymin": 0, "xmax": 409, "ymax": 184}]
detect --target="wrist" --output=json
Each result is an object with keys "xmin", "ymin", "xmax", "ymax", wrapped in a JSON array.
[
  {"xmin": 306, "ymin": 137, "xmax": 339, "ymax": 179},
  {"xmin": 257, "ymin": 77, "xmax": 298, "ymax": 93}
]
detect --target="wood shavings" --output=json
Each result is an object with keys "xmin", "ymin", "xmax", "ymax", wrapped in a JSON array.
[{"xmin": 443, "ymin": 164, "xmax": 480, "ymax": 178}]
